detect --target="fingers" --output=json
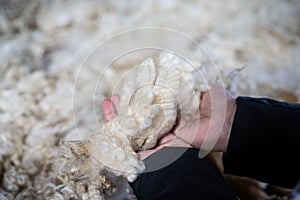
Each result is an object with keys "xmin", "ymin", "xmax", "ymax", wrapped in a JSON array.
[
  {"xmin": 157, "ymin": 133, "xmax": 176, "ymax": 145},
  {"xmin": 137, "ymin": 133, "xmax": 191, "ymax": 160},
  {"xmin": 138, "ymin": 149, "xmax": 158, "ymax": 160},
  {"xmin": 102, "ymin": 94, "xmax": 120, "ymax": 121},
  {"xmin": 102, "ymin": 99, "xmax": 115, "ymax": 121},
  {"xmin": 110, "ymin": 94, "xmax": 120, "ymax": 112},
  {"xmin": 137, "ymin": 141, "xmax": 169, "ymax": 160}
]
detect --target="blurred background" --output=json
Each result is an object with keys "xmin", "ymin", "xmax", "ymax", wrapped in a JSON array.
[{"xmin": 0, "ymin": 0, "xmax": 299, "ymax": 199}]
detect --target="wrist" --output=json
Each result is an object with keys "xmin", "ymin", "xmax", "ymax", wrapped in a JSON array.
[{"xmin": 215, "ymin": 98, "xmax": 237, "ymax": 152}]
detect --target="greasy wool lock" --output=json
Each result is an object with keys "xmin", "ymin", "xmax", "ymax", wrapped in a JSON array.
[{"xmin": 57, "ymin": 53, "xmax": 206, "ymax": 197}]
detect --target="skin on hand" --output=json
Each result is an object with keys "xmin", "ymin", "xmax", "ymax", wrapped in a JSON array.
[
  {"xmin": 102, "ymin": 94, "xmax": 120, "ymax": 121},
  {"xmin": 173, "ymin": 85, "xmax": 237, "ymax": 153},
  {"xmin": 101, "ymin": 86, "xmax": 237, "ymax": 160},
  {"xmin": 199, "ymin": 85, "xmax": 236, "ymax": 152}
]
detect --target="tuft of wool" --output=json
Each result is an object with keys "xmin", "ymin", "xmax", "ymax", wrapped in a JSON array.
[{"xmin": 56, "ymin": 54, "xmax": 207, "ymax": 197}]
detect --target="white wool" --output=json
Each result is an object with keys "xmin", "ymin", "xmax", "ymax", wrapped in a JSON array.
[
  {"xmin": 57, "ymin": 56, "xmax": 205, "ymax": 189},
  {"xmin": 0, "ymin": 0, "xmax": 299, "ymax": 199}
]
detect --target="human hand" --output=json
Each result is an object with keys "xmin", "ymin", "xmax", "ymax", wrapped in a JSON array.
[
  {"xmin": 136, "ymin": 85, "xmax": 237, "ymax": 159},
  {"xmin": 173, "ymin": 85, "xmax": 237, "ymax": 153},
  {"xmin": 102, "ymin": 85, "xmax": 237, "ymax": 160}
]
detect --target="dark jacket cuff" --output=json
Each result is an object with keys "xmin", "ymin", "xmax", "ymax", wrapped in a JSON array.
[{"xmin": 223, "ymin": 97, "xmax": 300, "ymax": 188}]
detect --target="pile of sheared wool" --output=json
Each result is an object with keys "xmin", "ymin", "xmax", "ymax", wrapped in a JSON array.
[
  {"xmin": 0, "ymin": 0, "xmax": 299, "ymax": 199},
  {"xmin": 0, "ymin": 68, "xmax": 74, "ymax": 199}
]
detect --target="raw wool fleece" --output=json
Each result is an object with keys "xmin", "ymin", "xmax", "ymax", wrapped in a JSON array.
[
  {"xmin": 57, "ymin": 54, "xmax": 206, "ymax": 188},
  {"xmin": 0, "ymin": 0, "xmax": 299, "ymax": 199}
]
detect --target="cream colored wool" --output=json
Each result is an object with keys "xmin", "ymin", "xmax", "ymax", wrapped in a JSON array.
[{"xmin": 57, "ymin": 54, "xmax": 206, "ymax": 197}]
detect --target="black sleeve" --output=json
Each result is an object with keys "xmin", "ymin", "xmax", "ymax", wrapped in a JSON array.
[
  {"xmin": 223, "ymin": 97, "xmax": 300, "ymax": 189},
  {"xmin": 130, "ymin": 147, "xmax": 237, "ymax": 200}
]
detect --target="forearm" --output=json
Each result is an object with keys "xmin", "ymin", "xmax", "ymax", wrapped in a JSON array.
[{"xmin": 223, "ymin": 97, "xmax": 300, "ymax": 188}]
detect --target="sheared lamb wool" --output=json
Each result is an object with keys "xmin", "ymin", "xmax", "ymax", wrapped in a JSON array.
[{"xmin": 57, "ymin": 54, "xmax": 206, "ymax": 196}]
